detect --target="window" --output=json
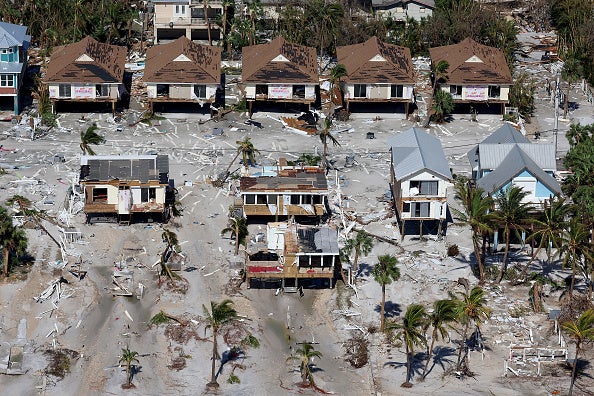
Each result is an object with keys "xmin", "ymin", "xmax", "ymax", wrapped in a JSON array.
[
  {"xmin": 245, "ymin": 194, "xmax": 255, "ymax": 204},
  {"xmin": 194, "ymin": 84, "xmax": 206, "ymax": 98},
  {"xmin": 92, "ymin": 188, "xmax": 108, "ymax": 202},
  {"xmin": 302, "ymin": 195, "xmax": 312, "ymax": 204},
  {"xmin": 403, "ymin": 202, "xmax": 411, "ymax": 212},
  {"xmin": 141, "ymin": 188, "xmax": 156, "ymax": 202},
  {"xmin": 390, "ymin": 84, "xmax": 404, "ymax": 98},
  {"xmin": 96, "ymin": 84, "xmax": 108, "ymax": 97},
  {"xmin": 420, "ymin": 7, "xmax": 426, "ymax": 12},
  {"xmin": 411, "ymin": 202, "xmax": 430, "ymax": 217},
  {"xmin": 59, "ymin": 84, "xmax": 71, "ymax": 98},
  {"xmin": 156, "ymin": 84, "xmax": 169, "ymax": 97},
  {"xmin": 312, "ymin": 195, "xmax": 322, "ymax": 205},
  {"xmin": 257, "ymin": 195, "xmax": 267, "ymax": 204},
  {"xmin": 410, "ymin": 180, "xmax": 438, "ymax": 195},
  {"xmin": 255, "ymin": 85, "xmax": 268, "ymax": 96},
  {"xmin": 488, "ymin": 85, "xmax": 501, "ymax": 98},
  {"xmin": 175, "ymin": 5, "xmax": 186, "ymax": 16},
  {"xmin": 0, "ymin": 75, "xmax": 14, "ymax": 87},
  {"xmin": 290, "ymin": 195, "xmax": 300, "ymax": 205},
  {"xmin": 449, "ymin": 85, "xmax": 462, "ymax": 97},
  {"xmin": 354, "ymin": 84, "xmax": 367, "ymax": 98},
  {"xmin": 292, "ymin": 85, "xmax": 305, "ymax": 98},
  {"xmin": 267, "ymin": 194, "xmax": 277, "ymax": 205}
]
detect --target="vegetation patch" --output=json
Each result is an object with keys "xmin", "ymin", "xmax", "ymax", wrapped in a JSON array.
[
  {"xmin": 344, "ymin": 336, "xmax": 369, "ymax": 368},
  {"xmin": 44, "ymin": 349, "xmax": 79, "ymax": 379}
]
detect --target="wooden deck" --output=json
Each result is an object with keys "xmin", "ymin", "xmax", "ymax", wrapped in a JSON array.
[{"xmin": 243, "ymin": 204, "xmax": 324, "ymax": 217}]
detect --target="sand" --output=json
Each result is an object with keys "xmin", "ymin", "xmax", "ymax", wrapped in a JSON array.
[{"xmin": 1, "ymin": 46, "xmax": 593, "ymax": 396}]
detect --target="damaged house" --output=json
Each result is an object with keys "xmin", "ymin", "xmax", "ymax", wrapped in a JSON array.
[
  {"xmin": 79, "ymin": 154, "xmax": 172, "ymax": 224},
  {"xmin": 429, "ymin": 37, "xmax": 512, "ymax": 114},
  {"xmin": 336, "ymin": 36, "xmax": 415, "ymax": 116},
  {"xmin": 143, "ymin": 36, "xmax": 222, "ymax": 112},
  {"xmin": 246, "ymin": 222, "xmax": 338, "ymax": 291},
  {"xmin": 45, "ymin": 36, "xmax": 126, "ymax": 115},
  {"xmin": 242, "ymin": 37, "xmax": 319, "ymax": 116},
  {"xmin": 388, "ymin": 127, "xmax": 452, "ymax": 238},
  {"xmin": 235, "ymin": 163, "xmax": 328, "ymax": 222},
  {"xmin": 152, "ymin": 0, "xmax": 223, "ymax": 42},
  {"xmin": 0, "ymin": 22, "xmax": 30, "ymax": 116}
]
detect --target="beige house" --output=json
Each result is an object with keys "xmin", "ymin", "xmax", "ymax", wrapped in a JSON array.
[
  {"xmin": 80, "ymin": 155, "xmax": 171, "ymax": 224},
  {"xmin": 45, "ymin": 37, "xmax": 126, "ymax": 114},
  {"xmin": 242, "ymin": 37, "xmax": 318, "ymax": 116},
  {"xmin": 429, "ymin": 38, "xmax": 513, "ymax": 114},
  {"xmin": 144, "ymin": 36, "xmax": 222, "ymax": 112},
  {"xmin": 152, "ymin": 0, "xmax": 223, "ymax": 42},
  {"xmin": 336, "ymin": 36, "xmax": 415, "ymax": 115}
]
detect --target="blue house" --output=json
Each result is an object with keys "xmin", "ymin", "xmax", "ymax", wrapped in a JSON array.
[
  {"xmin": 0, "ymin": 22, "xmax": 30, "ymax": 115},
  {"xmin": 467, "ymin": 123, "xmax": 561, "ymax": 206}
]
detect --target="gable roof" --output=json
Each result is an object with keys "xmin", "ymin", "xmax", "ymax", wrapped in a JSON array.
[
  {"xmin": 336, "ymin": 36, "xmax": 414, "ymax": 84},
  {"xmin": 478, "ymin": 143, "xmax": 556, "ymax": 171},
  {"xmin": 80, "ymin": 155, "xmax": 169, "ymax": 184},
  {"xmin": 476, "ymin": 145, "xmax": 561, "ymax": 195},
  {"xmin": 429, "ymin": 37, "xmax": 512, "ymax": 85},
  {"xmin": 0, "ymin": 22, "xmax": 30, "ymax": 49},
  {"xmin": 143, "ymin": 36, "xmax": 221, "ymax": 84},
  {"xmin": 467, "ymin": 123, "xmax": 529, "ymax": 165},
  {"xmin": 45, "ymin": 36, "xmax": 126, "ymax": 83},
  {"xmin": 242, "ymin": 37, "xmax": 318, "ymax": 84},
  {"xmin": 372, "ymin": 0, "xmax": 435, "ymax": 8},
  {"xmin": 388, "ymin": 127, "xmax": 451, "ymax": 180}
]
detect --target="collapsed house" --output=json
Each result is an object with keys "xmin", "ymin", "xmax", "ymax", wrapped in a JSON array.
[
  {"xmin": 79, "ymin": 154, "xmax": 172, "ymax": 224},
  {"xmin": 246, "ymin": 221, "xmax": 339, "ymax": 291},
  {"xmin": 235, "ymin": 163, "xmax": 329, "ymax": 223}
]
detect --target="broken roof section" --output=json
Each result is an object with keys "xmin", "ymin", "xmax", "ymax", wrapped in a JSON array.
[
  {"xmin": 0, "ymin": 21, "xmax": 30, "ymax": 49},
  {"xmin": 388, "ymin": 127, "xmax": 452, "ymax": 181},
  {"xmin": 336, "ymin": 36, "xmax": 415, "ymax": 84},
  {"xmin": 242, "ymin": 36, "xmax": 318, "ymax": 84},
  {"xmin": 45, "ymin": 36, "xmax": 126, "ymax": 83},
  {"xmin": 240, "ymin": 167, "xmax": 328, "ymax": 193},
  {"xmin": 268, "ymin": 222, "xmax": 339, "ymax": 255},
  {"xmin": 143, "ymin": 36, "xmax": 222, "ymax": 84},
  {"xmin": 429, "ymin": 37, "xmax": 512, "ymax": 85},
  {"xmin": 80, "ymin": 154, "xmax": 169, "ymax": 184}
]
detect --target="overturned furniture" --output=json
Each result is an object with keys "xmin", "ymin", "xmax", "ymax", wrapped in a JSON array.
[{"xmin": 246, "ymin": 222, "xmax": 338, "ymax": 291}]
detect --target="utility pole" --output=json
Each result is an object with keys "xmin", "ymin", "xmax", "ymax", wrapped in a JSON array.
[{"xmin": 554, "ymin": 73, "xmax": 560, "ymax": 158}]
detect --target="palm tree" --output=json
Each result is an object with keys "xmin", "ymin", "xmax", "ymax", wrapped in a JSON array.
[
  {"xmin": 203, "ymin": 0, "xmax": 212, "ymax": 46},
  {"xmin": 160, "ymin": 229, "xmax": 179, "ymax": 280},
  {"xmin": 287, "ymin": 341, "xmax": 323, "ymax": 387},
  {"xmin": 372, "ymin": 254, "xmax": 400, "ymax": 331},
  {"xmin": 203, "ymin": 299, "xmax": 240, "ymax": 389},
  {"xmin": 561, "ymin": 309, "xmax": 594, "ymax": 396},
  {"xmin": 430, "ymin": 89, "xmax": 455, "ymax": 123},
  {"xmin": 246, "ymin": 0, "xmax": 262, "ymax": 46},
  {"xmin": 342, "ymin": 229, "xmax": 373, "ymax": 286},
  {"xmin": 6, "ymin": 195, "xmax": 61, "ymax": 248},
  {"xmin": 422, "ymin": 299, "xmax": 457, "ymax": 379},
  {"xmin": 220, "ymin": 0, "xmax": 235, "ymax": 51},
  {"xmin": 559, "ymin": 217, "xmax": 593, "ymax": 297},
  {"xmin": 385, "ymin": 304, "xmax": 427, "ymax": 387},
  {"xmin": 493, "ymin": 186, "xmax": 531, "ymax": 283},
  {"xmin": 216, "ymin": 137, "xmax": 259, "ymax": 186},
  {"xmin": 221, "ymin": 215, "xmax": 248, "ymax": 256},
  {"xmin": 330, "ymin": 63, "xmax": 348, "ymax": 104},
  {"xmin": 318, "ymin": 2, "xmax": 344, "ymax": 58},
  {"xmin": 80, "ymin": 124, "xmax": 105, "ymax": 155},
  {"xmin": 517, "ymin": 196, "xmax": 569, "ymax": 282},
  {"xmin": 454, "ymin": 286, "xmax": 492, "ymax": 372},
  {"xmin": 425, "ymin": 60, "xmax": 449, "ymax": 126},
  {"xmin": 561, "ymin": 53, "xmax": 584, "ymax": 119},
  {"xmin": 318, "ymin": 117, "xmax": 340, "ymax": 172},
  {"xmin": 0, "ymin": 207, "xmax": 28, "ymax": 277},
  {"xmin": 118, "ymin": 347, "xmax": 140, "ymax": 388},
  {"xmin": 452, "ymin": 178, "xmax": 494, "ymax": 284}
]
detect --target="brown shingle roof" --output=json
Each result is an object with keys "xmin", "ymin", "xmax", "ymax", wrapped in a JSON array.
[
  {"xmin": 429, "ymin": 38, "xmax": 512, "ymax": 85},
  {"xmin": 242, "ymin": 37, "xmax": 318, "ymax": 84},
  {"xmin": 336, "ymin": 36, "xmax": 414, "ymax": 84},
  {"xmin": 45, "ymin": 36, "xmax": 126, "ymax": 83},
  {"xmin": 143, "ymin": 36, "xmax": 222, "ymax": 84}
]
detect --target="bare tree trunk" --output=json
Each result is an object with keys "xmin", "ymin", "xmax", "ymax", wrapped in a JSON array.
[
  {"xmin": 472, "ymin": 236, "xmax": 484, "ymax": 284},
  {"xmin": 352, "ymin": 249, "xmax": 359, "ymax": 285},
  {"xmin": 497, "ymin": 230, "xmax": 511, "ymax": 283},
  {"xmin": 422, "ymin": 330, "xmax": 437, "ymax": 379},
  {"xmin": 210, "ymin": 330, "xmax": 219, "ymax": 385},
  {"xmin": 564, "ymin": 82, "xmax": 570, "ymax": 119},
  {"xmin": 234, "ymin": 221, "xmax": 239, "ymax": 255},
  {"xmin": 569, "ymin": 345, "xmax": 580, "ymax": 396},
  {"xmin": 380, "ymin": 284, "xmax": 386, "ymax": 331},
  {"xmin": 456, "ymin": 321, "xmax": 469, "ymax": 370},
  {"xmin": 3, "ymin": 247, "xmax": 9, "ymax": 277}
]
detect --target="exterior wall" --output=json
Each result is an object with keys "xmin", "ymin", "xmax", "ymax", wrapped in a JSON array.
[
  {"xmin": 440, "ymin": 84, "xmax": 510, "ymax": 102},
  {"xmin": 48, "ymin": 83, "xmax": 121, "ymax": 100},
  {"xmin": 406, "ymin": 2, "xmax": 432, "ymax": 20},
  {"xmin": 489, "ymin": 171, "xmax": 556, "ymax": 206},
  {"xmin": 154, "ymin": 1, "xmax": 223, "ymax": 40},
  {"xmin": 0, "ymin": 73, "xmax": 18, "ymax": 95},
  {"xmin": 241, "ymin": 192, "xmax": 326, "ymax": 217},
  {"xmin": 400, "ymin": 171, "xmax": 448, "ymax": 198},
  {"xmin": 245, "ymin": 83, "xmax": 317, "ymax": 101},
  {"xmin": 400, "ymin": 200, "xmax": 447, "ymax": 220},
  {"xmin": 345, "ymin": 83, "xmax": 414, "ymax": 100},
  {"xmin": 85, "ymin": 183, "xmax": 167, "ymax": 212},
  {"xmin": 170, "ymin": 84, "xmax": 192, "ymax": 99},
  {"xmin": 1, "ymin": 41, "xmax": 28, "ymax": 114}
]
